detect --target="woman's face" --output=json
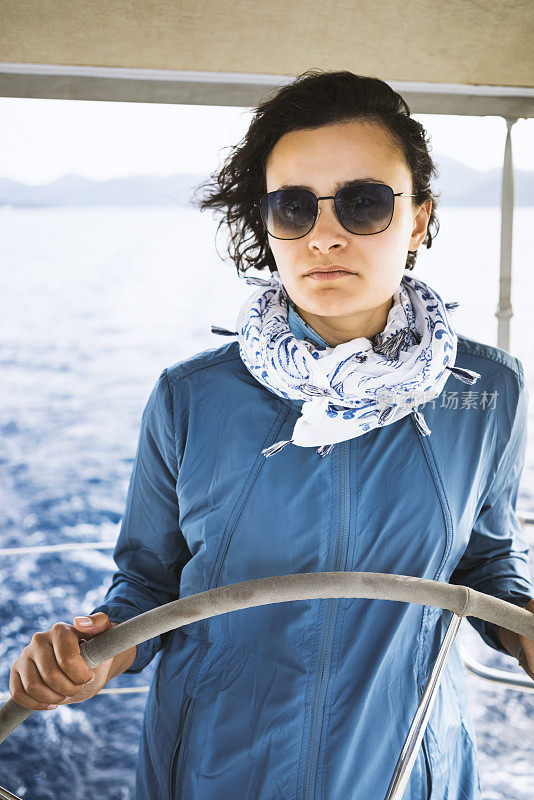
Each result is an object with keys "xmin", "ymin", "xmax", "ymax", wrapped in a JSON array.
[{"xmin": 264, "ymin": 120, "xmax": 432, "ymax": 346}]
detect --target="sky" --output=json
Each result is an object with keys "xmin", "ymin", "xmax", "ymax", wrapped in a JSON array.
[{"xmin": 0, "ymin": 97, "xmax": 533, "ymax": 186}]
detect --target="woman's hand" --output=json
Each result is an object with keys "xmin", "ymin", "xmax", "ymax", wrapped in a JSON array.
[
  {"xmin": 497, "ymin": 598, "xmax": 534, "ymax": 681},
  {"xmin": 518, "ymin": 598, "xmax": 534, "ymax": 681},
  {"xmin": 9, "ymin": 613, "xmax": 118, "ymax": 711}
]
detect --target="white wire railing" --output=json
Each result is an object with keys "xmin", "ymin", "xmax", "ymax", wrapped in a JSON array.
[
  {"xmin": 0, "ymin": 540, "xmax": 117, "ymax": 556},
  {"xmin": 1, "ymin": 510, "xmax": 533, "ymax": 557},
  {"xmin": 1, "ymin": 513, "xmax": 533, "ymax": 701}
]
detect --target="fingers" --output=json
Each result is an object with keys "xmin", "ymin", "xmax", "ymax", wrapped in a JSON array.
[
  {"xmin": 10, "ymin": 661, "xmax": 70, "ymax": 710},
  {"xmin": 9, "ymin": 623, "xmax": 95, "ymax": 711},
  {"xmin": 49, "ymin": 623, "xmax": 96, "ymax": 685},
  {"xmin": 31, "ymin": 642, "xmax": 93, "ymax": 699},
  {"xmin": 73, "ymin": 612, "xmax": 111, "ymax": 632}
]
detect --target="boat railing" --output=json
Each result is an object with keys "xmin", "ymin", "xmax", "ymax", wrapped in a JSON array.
[{"xmin": 1, "ymin": 512, "xmax": 533, "ymax": 702}]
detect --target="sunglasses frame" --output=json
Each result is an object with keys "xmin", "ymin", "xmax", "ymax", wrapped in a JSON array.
[{"xmin": 254, "ymin": 182, "xmax": 417, "ymax": 240}]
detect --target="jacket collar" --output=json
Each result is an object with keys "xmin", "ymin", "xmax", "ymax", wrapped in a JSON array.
[{"xmin": 287, "ymin": 301, "xmax": 329, "ymax": 350}]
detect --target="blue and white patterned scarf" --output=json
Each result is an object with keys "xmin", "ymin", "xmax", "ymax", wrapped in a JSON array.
[{"xmin": 212, "ymin": 269, "xmax": 481, "ymax": 459}]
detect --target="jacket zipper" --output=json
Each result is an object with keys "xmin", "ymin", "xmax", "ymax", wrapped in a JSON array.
[
  {"xmin": 414, "ymin": 424, "xmax": 454, "ymax": 701},
  {"xmin": 169, "ymin": 695, "xmax": 194, "ymax": 800},
  {"xmin": 302, "ymin": 440, "xmax": 351, "ymax": 799}
]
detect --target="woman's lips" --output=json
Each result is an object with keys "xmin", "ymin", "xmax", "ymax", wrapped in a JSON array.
[{"xmin": 306, "ymin": 270, "xmax": 357, "ymax": 281}]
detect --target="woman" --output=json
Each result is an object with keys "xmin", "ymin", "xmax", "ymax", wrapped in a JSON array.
[{"xmin": 9, "ymin": 70, "xmax": 534, "ymax": 800}]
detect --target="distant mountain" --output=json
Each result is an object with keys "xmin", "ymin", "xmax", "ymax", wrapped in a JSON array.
[
  {"xmin": 429, "ymin": 155, "xmax": 534, "ymax": 206},
  {"xmin": 0, "ymin": 157, "xmax": 532, "ymax": 207},
  {"xmin": 0, "ymin": 173, "xmax": 205, "ymax": 208}
]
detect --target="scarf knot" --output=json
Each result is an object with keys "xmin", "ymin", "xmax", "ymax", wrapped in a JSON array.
[{"xmin": 212, "ymin": 270, "xmax": 481, "ymax": 458}]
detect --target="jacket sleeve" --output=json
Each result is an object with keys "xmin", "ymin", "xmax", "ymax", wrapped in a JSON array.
[
  {"xmin": 449, "ymin": 362, "xmax": 533, "ymax": 655},
  {"xmin": 88, "ymin": 367, "xmax": 191, "ymax": 674}
]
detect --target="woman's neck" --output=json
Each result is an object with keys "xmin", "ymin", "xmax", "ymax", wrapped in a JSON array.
[{"xmin": 290, "ymin": 296, "xmax": 395, "ymax": 347}]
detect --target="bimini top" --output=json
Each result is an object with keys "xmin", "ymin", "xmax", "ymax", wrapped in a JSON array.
[{"xmin": 0, "ymin": 0, "xmax": 533, "ymax": 117}]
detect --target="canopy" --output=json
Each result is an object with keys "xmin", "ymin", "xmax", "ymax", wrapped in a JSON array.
[{"xmin": 0, "ymin": 0, "xmax": 533, "ymax": 114}]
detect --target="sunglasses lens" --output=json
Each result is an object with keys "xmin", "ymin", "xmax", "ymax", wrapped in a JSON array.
[
  {"xmin": 336, "ymin": 184, "xmax": 394, "ymax": 234},
  {"xmin": 260, "ymin": 190, "xmax": 316, "ymax": 239}
]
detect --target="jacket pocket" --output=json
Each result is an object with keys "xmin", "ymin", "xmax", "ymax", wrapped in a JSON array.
[
  {"xmin": 169, "ymin": 695, "xmax": 194, "ymax": 800},
  {"xmin": 420, "ymin": 732, "xmax": 433, "ymax": 799}
]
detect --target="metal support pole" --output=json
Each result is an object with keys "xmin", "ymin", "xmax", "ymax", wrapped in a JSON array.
[
  {"xmin": 496, "ymin": 117, "xmax": 518, "ymax": 353},
  {"xmin": 384, "ymin": 613, "xmax": 463, "ymax": 800}
]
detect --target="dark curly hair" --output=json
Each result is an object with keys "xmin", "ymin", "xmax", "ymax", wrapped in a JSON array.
[{"xmin": 190, "ymin": 69, "xmax": 440, "ymax": 276}]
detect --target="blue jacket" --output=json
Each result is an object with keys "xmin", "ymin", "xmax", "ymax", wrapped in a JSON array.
[{"xmin": 91, "ymin": 305, "xmax": 533, "ymax": 800}]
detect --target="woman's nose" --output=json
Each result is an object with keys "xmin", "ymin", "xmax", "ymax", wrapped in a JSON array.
[{"xmin": 307, "ymin": 198, "xmax": 348, "ymax": 247}]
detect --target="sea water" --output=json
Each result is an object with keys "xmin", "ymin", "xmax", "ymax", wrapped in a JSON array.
[{"xmin": 0, "ymin": 205, "xmax": 532, "ymax": 799}]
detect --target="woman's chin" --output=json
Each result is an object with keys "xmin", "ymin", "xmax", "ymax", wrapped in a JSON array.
[{"xmin": 299, "ymin": 293, "xmax": 365, "ymax": 318}]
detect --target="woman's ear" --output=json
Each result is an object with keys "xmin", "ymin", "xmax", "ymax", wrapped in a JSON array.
[{"xmin": 410, "ymin": 199, "xmax": 432, "ymax": 250}]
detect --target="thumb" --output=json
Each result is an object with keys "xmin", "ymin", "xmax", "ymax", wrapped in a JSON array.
[{"xmin": 73, "ymin": 612, "xmax": 112, "ymax": 632}]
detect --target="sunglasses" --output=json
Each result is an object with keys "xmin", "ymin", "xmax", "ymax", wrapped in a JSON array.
[{"xmin": 255, "ymin": 182, "xmax": 416, "ymax": 240}]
